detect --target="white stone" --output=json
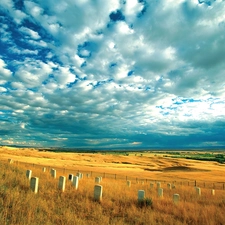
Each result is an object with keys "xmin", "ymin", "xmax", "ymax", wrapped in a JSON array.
[
  {"xmin": 167, "ymin": 183, "xmax": 171, "ymax": 189},
  {"xmin": 68, "ymin": 174, "xmax": 74, "ymax": 181},
  {"xmin": 94, "ymin": 185, "xmax": 103, "ymax": 202},
  {"xmin": 86, "ymin": 174, "xmax": 90, "ymax": 178},
  {"xmin": 157, "ymin": 182, "xmax": 161, "ymax": 189},
  {"xmin": 127, "ymin": 180, "xmax": 131, "ymax": 187},
  {"xmin": 58, "ymin": 176, "xmax": 66, "ymax": 192},
  {"xmin": 42, "ymin": 167, "xmax": 46, "ymax": 172},
  {"xmin": 26, "ymin": 170, "xmax": 32, "ymax": 180},
  {"xmin": 173, "ymin": 194, "xmax": 180, "ymax": 204},
  {"xmin": 8, "ymin": 159, "xmax": 13, "ymax": 164},
  {"xmin": 158, "ymin": 188, "xmax": 163, "ymax": 198},
  {"xmin": 150, "ymin": 183, "xmax": 154, "ymax": 188},
  {"xmin": 76, "ymin": 172, "xmax": 82, "ymax": 179},
  {"xmin": 138, "ymin": 190, "xmax": 145, "ymax": 202},
  {"xmin": 50, "ymin": 169, "xmax": 56, "ymax": 178},
  {"xmin": 30, "ymin": 177, "xmax": 39, "ymax": 194},
  {"xmin": 196, "ymin": 187, "xmax": 201, "ymax": 196},
  {"xmin": 211, "ymin": 189, "xmax": 215, "ymax": 196},
  {"xmin": 72, "ymin": 176, "xmax": 79, "ymax": 190},
  {"xmin": 95, "ymin": 177, "xmax": 101, "ymax": 183}
]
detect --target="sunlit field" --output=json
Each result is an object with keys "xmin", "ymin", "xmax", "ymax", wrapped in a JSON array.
[{"xmin": 0, "ymin": 147, "xmax": 225, "ymax": 224}]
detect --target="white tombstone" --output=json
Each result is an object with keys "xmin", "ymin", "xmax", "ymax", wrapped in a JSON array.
[
  {"xmin": 196, "ymin": 187, "xmax": 201, "ymax": 196},
  {"xmin": 173, "ymin": 194, "xmax": 180, "ymax": 204},
  {"xmin": 95, "ymin": 177, "xmax": 101, "ymax": 183},
  {"xmin": 157, "ymin": 182, "xmax": 161, "ymax": 189},
  {"xmin": 26, "ymin": 170, "xmax": 32, "ymax": 180},
  {"xmin": 86, "ymin": 174, "xmax": 90, "ymax": 178},
  {"xmin": 72, "ymin": 176, "xmax": 79, "ymax": 190},
  {"xmin": 211, "ymin": 189, "xmax": 215, "ymax": 196},
  {"xmin": 30, "ymin": 177, "xmax": 39, "ymax": 194},
  {"xmin": 150, "ymin": 183, "xmax": 154, "ymax": 188},
  {"xmin": 94, "ymin": 185, "xmax": 103, "ymax": 202},
  {"xmin": 42, "ymin": 167, "xmax": 46, "ymax": 172},
  {"xmin": 80, "ymin": 173, "xmax": 83, "ymax": 179},
  {"xmin": 50, "ymin": 169, "xmax": 56, "ymax": 178},
  {"xmin": 167, "ymin": 183, "xmax": 171, "ymax": 189},
  {"xmin": 58, "ymin": 176, "xmax": 66, "ymax": 192},
  {"xmin": 158, "ymin": 188, "xmax": 163, "ymax": 198},
  {"xmin": 8, "ymin": 159, "xmax": 13, "ymax": 164},
  {"xmin": 76, "ymin": 172, "xmax": 82, "ymax": 179},
  {"xmin": 138, "ymin": 190, "xmax": 145, "ymax": 202},
  {"xmin": 127, "ymin": 180, "xmax": 131, "ymax": 187},
  {"xmin": 99, "ymin": 176, "xmax": 102, "ymax": 182},
  {"xmin": 68, "ymin": 174, "xmax": 74, "ymax": 181}
]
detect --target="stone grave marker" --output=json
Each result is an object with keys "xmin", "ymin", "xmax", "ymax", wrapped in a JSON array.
[
  {"xmin": 58, "ymin": 176, "xmax": 66, "ymax": 192},
  {"xmin": 68, "ymin": 174, "xmax": 74, "ymax": 181},
  {"xmin": 196, "ymin": 187, "xmax": 201, "ymax": 196},
  {"xmin": 72, "ymin": 176, "xmax": 79, "ymax": 190},
  {"xmin": 95, "ymin": 177, "xmax": 101, "ymax": 183},
  {"xmin": 173, "ymin": 194, "xmax": 180, "ymax": 204},
  {"xmin": 94, "ymin": 185, "xmax": 103, "ymax": 202},
  {"xmin": 211, "ymin": 189, "xmax": 215, "ymax": 196},
  {"xmin": 50, "ymin": 169, "xmax": 56, "ymax": 178},
  {"xmin": 127, "ymin": 180, "xmax": 131, "ymax": 187},
  {"xmin": 76, "ymin": 172, "xmax": 82, "ymax": 179},
  {"xmin": 8, "ymin": 159, "xmax": 13, "ymax": 164},
  {"xmin": 158, "ymin": 188, "xmax": 163, "ymax": 198},
  {"xmin": 30, "ymin": 177, "xmax": 39, "ymax": 194},
  {"xmin": 150, "ymin": 183, "xmax": 154, "ymax": 188},
  {"xmin": 157, "ymin": 182, "xmax": 161, "ymax": 189},
  {"xmin": 42, "ymin": 167, "xmax": 46, "ymax": 172},
  {"xmin": 26, "ymin": 170, "xmax": 32, "ymax": 180},
  {"xmin": 138, "ymin": 190, "xmax": 145, "ymax": 202}
]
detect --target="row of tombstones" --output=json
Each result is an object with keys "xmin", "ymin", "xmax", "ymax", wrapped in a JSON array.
[
  {"xmin": 7, "ymin": 159, "xmax": 220, "ymax": 194},
  {"xmin": 26, "ymin": 169, "xmax": 104, "ymax": 201},
  {"xmin": 26, "ymin": 169, "xmax": 215, "ymax": 204}
]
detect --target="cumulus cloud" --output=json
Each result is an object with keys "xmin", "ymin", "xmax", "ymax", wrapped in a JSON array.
[
  {"xmin": 0, "ymin": 59, "xmax": 12, "ymax": 84},
  {"xmin": 0, "ymin": 0, "xmax": 225, "ymax": 148}
]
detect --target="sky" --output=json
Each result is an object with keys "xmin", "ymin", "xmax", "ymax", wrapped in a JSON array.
[{"xmin": 0, "ymin": 0, "xmax": 225, "ymax": 149}]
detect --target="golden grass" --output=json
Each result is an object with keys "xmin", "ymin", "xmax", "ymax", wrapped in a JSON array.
[
  {"xmin": 0, "ymin": 160, "xmax": 225, "ymax": 225},
  {"xmin": 0, "ymin": 146, "xmax": 225, "ymax": 224},
  {"xmin": 1, "ymin": 146, "xmax": 225, "ymax": 183}
]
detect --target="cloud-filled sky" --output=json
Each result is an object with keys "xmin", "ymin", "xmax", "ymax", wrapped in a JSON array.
[{"xmin": 0, "ymin": 0, "xmax": 225, "ymax": 149}]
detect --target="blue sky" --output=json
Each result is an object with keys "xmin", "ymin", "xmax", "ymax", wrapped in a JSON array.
[{"xmin": 0, "ymin": 0, "xmax": 225, "ymax": 149}]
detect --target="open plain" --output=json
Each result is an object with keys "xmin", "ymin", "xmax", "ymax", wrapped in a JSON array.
[
  {"xmin": 1, "ymin": 146, "xmax": 225, "ymax": 225},
  {"xmin": 0, "ymin": 146, "xmax": 225, "ymax": 184}
]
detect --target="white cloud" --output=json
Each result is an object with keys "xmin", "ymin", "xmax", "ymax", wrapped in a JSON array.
[
  {"xmin": 9, "ymin": 47, "xmax": 38, "ymax": 55},
  {"xmin": 1, "ymin": 0, "xmax": 27, "ymax": 24},
  {"xmin": 1, "ymin": 0, "xmax": 225, "ymax": 148},
  {"xmin": 54, "ymin": 66, "xmax": 76, "ymax": 86},
  {"xmin": 0, "ymin": 86, "xmax": 7, "ymax": 92},
  {"xmin": 0, "ymin": 59, "xmax": 12, "ymax": 84},
  {"xmin": 123, "ymin": 0, "xmax": 144, "ymax": 23},
  {"xmin": 14, "ymin": 59, "xmax": 52, "ymax": 88},
  {"xmin": 19, "ymin": 27, "xmax": 41, "ymax": 40}
]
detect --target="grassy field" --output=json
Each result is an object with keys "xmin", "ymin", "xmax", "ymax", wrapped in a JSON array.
[{"xmin": 0, "ymin": 147, "xmax": 225, "ymax": 224}]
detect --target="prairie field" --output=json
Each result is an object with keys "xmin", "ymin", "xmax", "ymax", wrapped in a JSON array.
[{"xmin": 0, "ymin": 146, "xmax": 225, "ymax": 224}]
